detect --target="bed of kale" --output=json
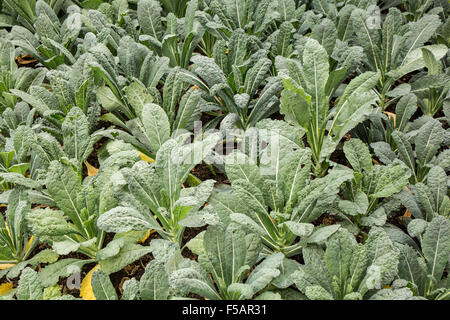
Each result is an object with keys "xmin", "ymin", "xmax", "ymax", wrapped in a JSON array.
[{"xmin": 0, "ymin": 0, "xmax": 449, "ymax": 301}]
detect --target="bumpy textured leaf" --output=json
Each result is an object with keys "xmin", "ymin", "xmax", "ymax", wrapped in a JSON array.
[
  {"xmin": 186, "ymin": 231, "xmax": 205, "ymax": 256},
  {"xmin": 125, "ymin": 81, "xmax": 154, "ymax": 117},
  {"xmin": 91, "ymin": 269, "xmax": 118, "ymax": 300},
  {"xmin": 325, "ymin": 229, "xmax": 355, "ymax": 296},
  {"xmin": 97, "ymin": 86, "xmax": 123, "ymax": 112},
  {"xmin": 276, "ymin": 22, "xmax": 294, "ymax": 57},
  {"xmin": 399, "ymin": 15, "xmax": 442, "ymax": 67},
  {"xmin": 391, "ymin": 130, "xmax": 416, "ymax": 175},
  {"xmin": 343, "ymin": 139, "xmax": 372, "ymax": 172},
  {"xmin": 96, "ymin": 238, "xmax": 124, "ymax": 261},
  {"xmin": 139, "ymin": 260, "xmax": 169, "ymax": 300},
  {"xmin": 203, "ymin": 224, "xmax": 247, "ymax": 287},
  {"xmin": 302, "ymin": 38, "xmax": 329, "ymax": 125},
  {"xmin": 97, "ymin": 206, "xmax": 155, "ymax": 233},
  {"xmin": 284, "ymin": 222, "xmax": 314, "ymax": 237},
  {"xmin": 390, "ymin": 44, "xmax": 447, "ymax": 79},
  {"xmin": 17, "ymin": 268, "xmax": 43, "ymax": 300},
  {"xmin": 62, "ymin": 107, "xmax": 92, "ymax": 165},
  {"xmin": 99, "ymin": 242, "xmax": 151, "ymax": 275},
  {"xmin": 426, "ymin": 166, "xmax": 448, "ymax": 215},
  {"xmin": 308, "ymin": 225, "xmax": 341, "ymax": 244},
  {"xmin": 351, "ymin": 9, "xmax": 381, "ymax": 72},
  {"xmin": 0, "ymin": 173, "xmax": 41, "ymax": 189},
  {"xmin": 371, "ymin": 141, "xmax": 396, "ymax": 165},
  {"xmin": 347, "ymin": 245, "xmax": 368, "ymax": 294},
  {"xmin": 191, "ymin": 55, "xmax": 227, "ymax": 88},
  {"xmin": 120, "ymin": 162, "xmax": 161, "ymax": 214},
  {"xmin": 305, "ymin": 285, "xmax": 334, "ymax": 300},
  {"xmin": 296, "ymin": 169, "xmax": 353, "ymax": 222},
  {"xmin": 137, "ymin": 0, "xmax": 163, "ymax": 41},
  {"xmin": 163, "ymin": 68, "xmax": 185, "ymax": 120},
  {"xmin": 3, "ymin": 249, "xmax": 59, "ymax": 279},
  {"xmin": 224, "ymin": 151, "xmax": 262, "ymax": 185},
  {"xmin": 169, "ymin": 267, "xmax": 221, "ymax": 300},
  {"xmin": 45, "ymin": 161, "xmax": 84, "ymax": 230},
  {"xmin": 231, "ymin": 179, "xmax": 279, "ymax": 240},
  {"xmin": 245, "ymin": 253, "xmax": 282, "ymax": 293},
  {"xmin": 360, "ymin": 208, "xmax": 387, "ymax": 227},
  {"xmin": 362, "ymin": 228, "xmax": 400, "ymax": 292},
  {"xmin": 422, "ymin": 216, "xmax": 450, "ymax": 282},
  {"xmin": 141, "ymin": 103, "xmax": 171, "ymax": 153},
  {"xmin": 26, "ymin": 208, "xmax": 76, "ymax": 243},
  {"xmin": 122, "ymin": 278, "xmax": 140, "ymax": 300},
  {"xmin": 415, "ymin": 119, "xmax": 444, "ymax": 167},
  {"xmin": 311, "ymin": 18, "xmax": 337, "ymax": 56},
  {"xmin": 397, "ymin": 243, "xmax": 427, "ymax": 293},
  {"xmin": 244, "ymin": 58, "xmax": 272, "ymax": 96},
  {"xmin": 372, "ymin": 162, "xmax": 411, "ymax": 199},
  {"xmin": 173, "ymin": 87, "xmax": 201, "ymax": 133},
  {"xmin": 277, "ymin": 0, "xmax": 296, "ymax": 21},
  {"xmin": 407, "ymin": 219, "xmax": 428, "ymax": 238}
]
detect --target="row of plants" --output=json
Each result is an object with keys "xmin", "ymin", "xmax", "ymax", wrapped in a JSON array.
[{"xmin": 0, "ymin": 0, "xmax": 449, "ymax": 300}]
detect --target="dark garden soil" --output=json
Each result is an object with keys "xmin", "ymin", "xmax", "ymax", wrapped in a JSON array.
[{"xmin": 190, "ymin": 163, "xmax": 229, "ymax": 186}]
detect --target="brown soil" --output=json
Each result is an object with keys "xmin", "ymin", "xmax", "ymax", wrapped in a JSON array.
[
  {"xmin": 387, "ymin": 212, "xmax": 408, "ymax": 233},
  {"xmin": 190, "ymin": 162, "xmax": 229, "ymax": 186},
  {"xmin": 311, "ymin": 213, "xmax": 336, "ymax": 227},
  {"xmin": 200, "ymin": 112, "xmax": 218, "ymax": 127},
  {"xmin": 269, "ymin": 111, "xmax": 285, "ymax": 121},
  {"xmin": 329, "ymin": 147, "xmax": 348, "ymax": 167},
  {"xmin": 107, "ymin": 230, "xmax": 156, "ymax": 294}
]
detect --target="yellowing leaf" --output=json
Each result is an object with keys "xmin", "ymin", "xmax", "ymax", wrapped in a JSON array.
[
  {"xmin": 4, "ymin": 221, "xmax": 11, "ymax": 237},
  {"xmin": 25, "ymin": 235, "xmax": 34, "ymax": 254},
  {"xmin": 139, "ymin": 229, "xmax": 156, "ymax": 243},
  {"xmin": 0, "ymin": 282, "xmax": 13, "ymax": 295},
  {"xmin": 84, "ymin": 161, "xmax": 99, "ymax": 176},
  {"xmin": 80, "ymin": 264, "xmax": 100, "ymax": 300},
  {"xmin": 383, "ymin": 111, "xmax": 396, "ymax": 126},
  {"xmin": 139, "ymin": 152, "xmax": 154, "ymax": 163},
  {"xmin": 0, "ymin": 264, "xmax": 16, "ymax": 270},
  {"xmin": 403, "ymin": 209, "xmax": 412, "ymax": 218}
]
